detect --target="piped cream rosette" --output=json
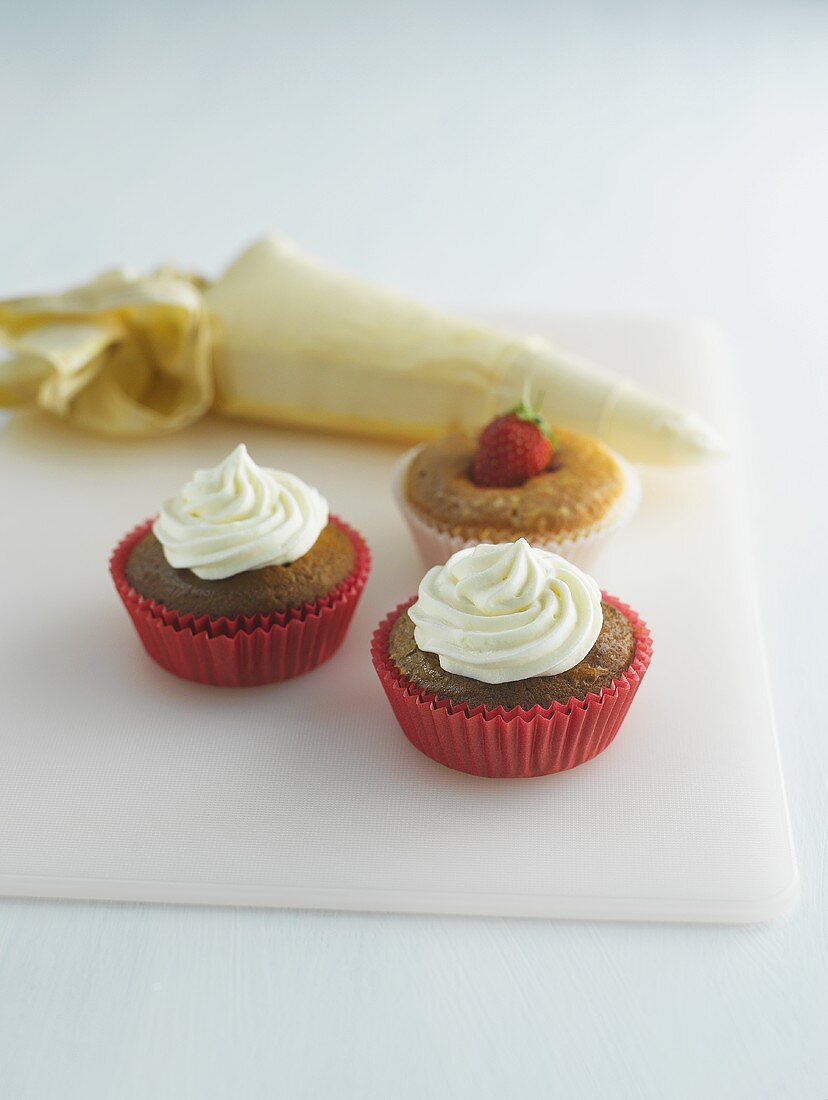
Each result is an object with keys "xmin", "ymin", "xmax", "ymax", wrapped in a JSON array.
[
  {"xmin": 154, "ymin": 443, "xmax": 328, "ymax": 580},
  {"xmin": 408, "ymin": 540, "xmax": 603, "ymax": 683}
]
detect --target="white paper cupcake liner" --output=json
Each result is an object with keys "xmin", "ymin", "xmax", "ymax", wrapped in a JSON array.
[{"xmin": 392, "ymin": 444, "xmax": 641, "ymax": 571}]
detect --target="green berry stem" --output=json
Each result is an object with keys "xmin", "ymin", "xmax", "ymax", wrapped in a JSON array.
[{"xmin": 513, "ymin": 381, "xmax": 557, "ymax": 448}]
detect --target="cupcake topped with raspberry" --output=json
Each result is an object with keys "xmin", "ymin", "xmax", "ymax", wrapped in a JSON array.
[
  {"xmin": 394, "ymin": 389, "xmax": 640, "ymax": 570},
  {"xmin": 111, "ymin": 444, "xmax": 370, "ymax": 686}
]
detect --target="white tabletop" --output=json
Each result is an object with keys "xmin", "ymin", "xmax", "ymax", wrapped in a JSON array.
[{"xmin": 1, "ymin": 2, "xmax": 826, "ymax": 1098}]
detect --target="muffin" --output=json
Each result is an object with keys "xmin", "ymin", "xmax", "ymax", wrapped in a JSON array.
[
  {"xmin": 371, "ymin": 539, "xmax": 651, "ymax": 778},
  {"xmin": 393, "ymin": 396, "xmax": 640, "ymax": 569},
  {"xmin": 111, "ymin": 444, "xmax": 370, "ymax": 686}
]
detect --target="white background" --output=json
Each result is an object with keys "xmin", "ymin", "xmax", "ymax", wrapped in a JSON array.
[{"xmin": 1, "ymin": 2, "xmax": 826, "ymax": 1098}]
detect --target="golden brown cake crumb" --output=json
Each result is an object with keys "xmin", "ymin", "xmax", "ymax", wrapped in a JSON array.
[
  {"xmin": 388, "ymin": 602, "xmax": 635, "ymax": 710},
  {"xmin": 405, "ymin": 428, "xmax": 625, "ymax": 539},
  {"xmin": 125, "ymin": 523, "xmax": 356, "ymax": 618}
]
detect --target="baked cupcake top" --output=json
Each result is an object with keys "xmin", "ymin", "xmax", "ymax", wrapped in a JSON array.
[
  {"xmin": 390, "ymin": 539, "xmax": 634, "ymax": 710},
  {"xmin": 125, "ymin": 444, "xmax": 355, "ymax": 617},
  {"xmin": 405, "ymin": 428, "xmax": 626, "ymax": 540}
]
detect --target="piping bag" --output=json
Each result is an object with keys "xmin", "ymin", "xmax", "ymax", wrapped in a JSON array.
[{"xmin": 0, "ymin": 235, "xmax": 723, "ymax": 465}]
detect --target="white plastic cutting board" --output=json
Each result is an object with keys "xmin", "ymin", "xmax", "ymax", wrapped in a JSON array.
[{"xmin": 0, "ymin": 316, "xmax": 797, "ymax": 922}]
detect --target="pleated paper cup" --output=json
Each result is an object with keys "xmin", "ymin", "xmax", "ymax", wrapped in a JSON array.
[
  {"xmin": 392, "ymin": 445, "xmax": 641, "ymax": 571},
  {"xmin": 111, "ymin": 516, "xmax": 370, "ymax": 687},
  {"xmin": 371, "ymin": 595, "xmax": 652, "ymax": 779}
]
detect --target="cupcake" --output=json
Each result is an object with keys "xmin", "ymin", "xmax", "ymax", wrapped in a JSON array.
[
  {"xmin": 393, "ymin": 393, "xmax": 640, "ymax": 570},
  {"xmin": 111, "ymin": 444, "xmax": 370, "ymax": 686},
  {"xmin": 371, "ymin": 539, "xmax": 651, "ymax": 778}
]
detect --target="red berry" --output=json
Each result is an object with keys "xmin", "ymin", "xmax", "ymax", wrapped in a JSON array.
[{"xmin": 471, "ymin": 402, "xmax": 555, "ymax": 487}]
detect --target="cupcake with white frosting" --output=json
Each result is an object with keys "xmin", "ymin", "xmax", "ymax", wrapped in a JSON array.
[
  {"xmin": 111, "ymin": 444, "xmax": 370, "ymax": 686},
  {"xmin": 371, "ymin": 539, "xmax": 651, "ymax": 777}
]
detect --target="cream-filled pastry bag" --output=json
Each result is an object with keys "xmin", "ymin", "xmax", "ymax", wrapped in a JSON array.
[{"xmin": 0, "ymin": 235, "xmax": 723, "ymax": 465}]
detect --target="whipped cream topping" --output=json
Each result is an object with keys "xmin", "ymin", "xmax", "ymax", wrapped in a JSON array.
[
  {"xmin": 153, "ymin": 444, "xmax": 328, "ymax": 580},
  {"xmin": 408, "ymin": 539, "xmax": 603, "ymax": 684}
]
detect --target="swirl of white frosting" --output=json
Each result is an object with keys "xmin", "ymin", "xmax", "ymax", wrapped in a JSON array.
[
  {"xmin": 153, "ymin": 444, "xmax": 328, "ymax": 580},
  {"xmin": 408, "ymin": 539, "xmax": 603, "ymax": 684}
]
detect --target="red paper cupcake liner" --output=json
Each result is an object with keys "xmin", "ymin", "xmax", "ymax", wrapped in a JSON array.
[
  {"xmin": 111, "ymin": 516, "xmax": 371, "ymax": 687},
  {"xmin": 371, "ymin": 594, "xmax": 652, "ymax": 778}
]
